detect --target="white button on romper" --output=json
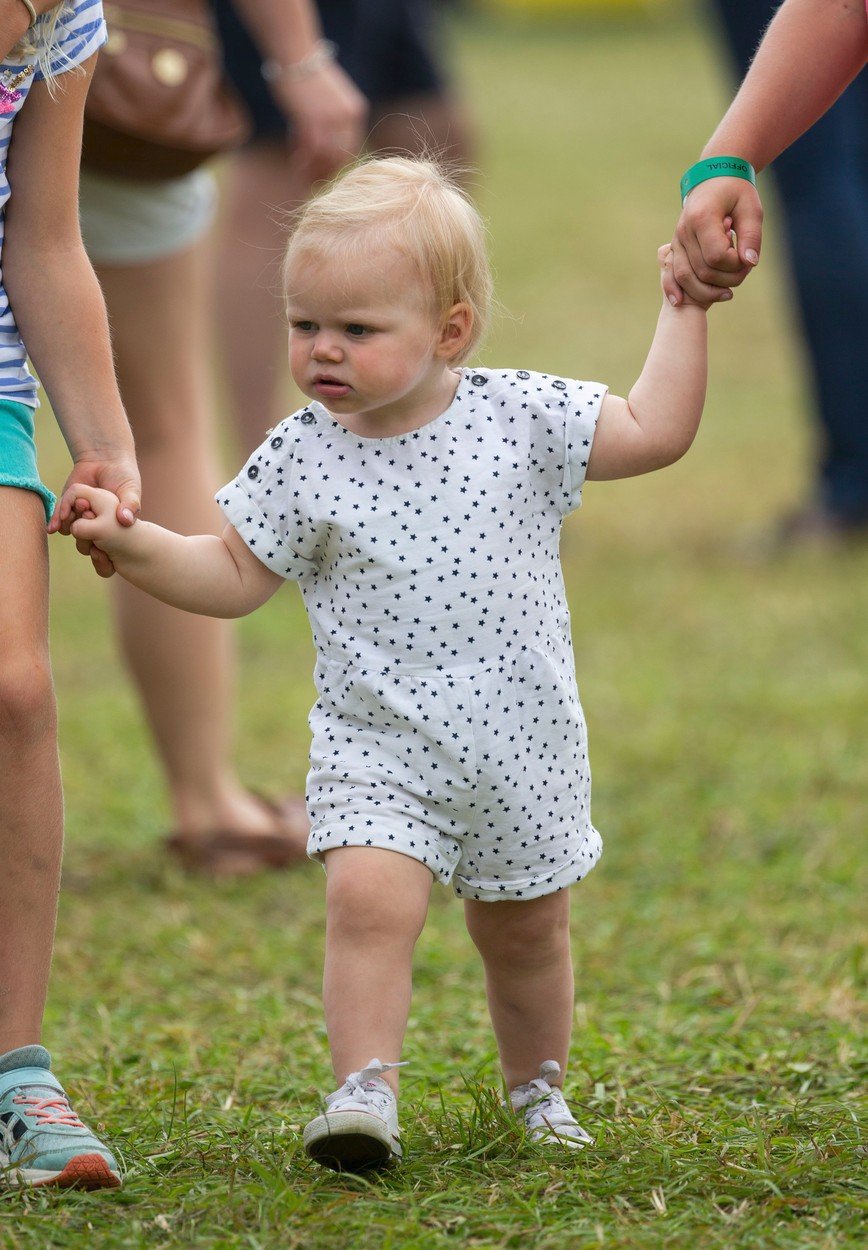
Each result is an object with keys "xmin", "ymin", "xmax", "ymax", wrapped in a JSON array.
[{"xmin": 218, "ymin": 368, "xmax": 607, "ymax": 901}]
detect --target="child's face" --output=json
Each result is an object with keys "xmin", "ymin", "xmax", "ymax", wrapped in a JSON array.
[{"xmin": 285, "ymin": 244, "xmax": 460, "ymax": 433}]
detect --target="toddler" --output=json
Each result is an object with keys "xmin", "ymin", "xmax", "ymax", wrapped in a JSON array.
[{"xmin": 66, "ymin": 157, "xmax": 713, "ymax": 1172}]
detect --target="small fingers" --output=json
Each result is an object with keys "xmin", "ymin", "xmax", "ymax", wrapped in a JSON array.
[
  {"xmin": 671, "ymin": 246, "xmax": 738, "ymax": 303},
  {"xmin": 90, "ymin": 546, "xmax": 116, "ymax": 579},
  {"xmin": 658, "ymin": 243, "xmax": 684, "ymax": 306}
]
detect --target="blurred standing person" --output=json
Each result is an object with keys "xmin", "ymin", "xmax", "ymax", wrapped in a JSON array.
[
  {"xmin": 78, "ymin": 0, "xmax": 366, "ymax": 875},
  {"xmin": 212, "ymin": 0, "xmax": 475, "ymax": 450},
  {"xmin": 665, "ymin": 0, "xmax": 868, "ymax": 546}
]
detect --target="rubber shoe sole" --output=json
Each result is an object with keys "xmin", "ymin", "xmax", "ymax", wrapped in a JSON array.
[
  {"xmin": 1, "ymin": 1151, "xmax": 121, "ymax": 1189},
  {"xmin": 303, "ymin": 1110, "xmax": 401, "ymax": 1173}
]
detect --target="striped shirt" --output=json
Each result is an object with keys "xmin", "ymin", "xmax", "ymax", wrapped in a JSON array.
[{"xmin": 0, "ymin": 0, "xmax": 106, "ymax": 408}]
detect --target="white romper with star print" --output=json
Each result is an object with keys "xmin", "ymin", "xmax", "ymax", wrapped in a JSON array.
[{"xmin": 218, "ymin": 368, "xmax": 607, "ymax": 901}]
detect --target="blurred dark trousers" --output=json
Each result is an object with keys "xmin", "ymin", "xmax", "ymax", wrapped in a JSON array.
[{"xmin": 713, "ymin": 0, "xmax": 868, "ymax": 522}]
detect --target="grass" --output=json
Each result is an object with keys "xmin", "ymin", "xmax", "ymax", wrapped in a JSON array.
[{"xmin": 2, "ymin": 5, "xmax": 866, "ymax": 1247}]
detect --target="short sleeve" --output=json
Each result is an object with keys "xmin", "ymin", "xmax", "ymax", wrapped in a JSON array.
[
  {"xmin": 216, "ymin": 418, "xmax": 318, "ymax": 581},
  {"xmin": 32, "ymin": 0, "xmax": 107, "ymax": 81},
  {"xmin": 561, "ymin": 378, "xmax": 607, "ymax": 515}
]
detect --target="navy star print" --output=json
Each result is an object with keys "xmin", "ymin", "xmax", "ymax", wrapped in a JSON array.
[{"xmin": 218, "ymin": 368, "xmax": 607, "ymax": 900}]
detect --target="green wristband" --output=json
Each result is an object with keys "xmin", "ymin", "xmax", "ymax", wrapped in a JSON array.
[{"xmin": 680, "ymin": 157, "xmax": 756, "ymax": 205}]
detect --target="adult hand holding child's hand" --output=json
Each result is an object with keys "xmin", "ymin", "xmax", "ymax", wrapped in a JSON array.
[
  {"xmin": 50, "ymin": 453, "xmax": 141, "ymax": 578},
  {"xmin": 662, "ymin": 176, "xmax": 763, "ymax": 307},
  {"xmin": 66, "ymin": 484, "xmax": 135, "ymax": 579},
  {"xmin": 659, "ymin": 241, "xmax": 724, "ymax": 312}
]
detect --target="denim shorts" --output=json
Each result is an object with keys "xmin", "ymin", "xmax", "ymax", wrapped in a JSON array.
[
  {"xmin": 213, "ymin": 0, "xmax": 447, "ymax": 142},
  {"xmin": 0, "ymin": 398, "xmax": 55, "ymax": 521}
]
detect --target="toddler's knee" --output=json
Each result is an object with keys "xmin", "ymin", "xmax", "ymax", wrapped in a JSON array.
[
  {"xmin": 470, "ymin": 899, "xmax": 570, "ymax": 969},
  {"xmin": 327, "ymin": 872, "xmax": 421, "ymax": 943},
  {"xmin": 0, "ymin": 656, "xmax": 56, "ymax": 746}
]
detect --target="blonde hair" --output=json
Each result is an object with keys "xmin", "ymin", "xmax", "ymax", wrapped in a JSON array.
[
  {"xmin": 283, "ymin": 156, "xmax": 493, "ymax": 364},
  {"xmin": 11, "ymin": 2, "xmax": 74, "ymax": 85}
]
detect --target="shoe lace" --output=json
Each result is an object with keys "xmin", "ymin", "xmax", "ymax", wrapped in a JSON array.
[
  {"xmin": 510, "ymin": 1061, "xmax": 582, "ymax": 1134},
  {"xmin": 12, "ymin": 1093, "xmax": 86, "ymax": 1128},
  {"xmin": 327, "ymin": 1059, "xmax": 407, "ymax": 1112}
]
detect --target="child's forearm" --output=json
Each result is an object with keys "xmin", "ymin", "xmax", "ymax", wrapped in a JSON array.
[
  {"xmin": 111, "ymin": 524, "xmax": 267, "ymax": 619},
  {"xmin": 626, "ymin": 302, "xmax": 707, "ymax": 466},
  {"xmin": 587, "ymin": 300, "xmax": 707, "ymax": 481}
]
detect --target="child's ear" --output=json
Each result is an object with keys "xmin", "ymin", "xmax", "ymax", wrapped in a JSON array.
[{"xmin": 436, "ymin": 302, "xmax": 473, "ymax": 361}]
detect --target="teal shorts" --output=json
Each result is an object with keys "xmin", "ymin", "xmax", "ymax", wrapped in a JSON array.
[{"xmin": 0, "ymin": 398, "xmax": 56, "ymax": 522}]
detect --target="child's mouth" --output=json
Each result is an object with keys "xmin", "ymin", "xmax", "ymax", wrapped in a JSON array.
[{"xmin": 314, "ymin": 376, "xmax": 351, "ymax": 399}]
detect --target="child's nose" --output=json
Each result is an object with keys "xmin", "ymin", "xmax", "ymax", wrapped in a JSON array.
[{"xmin": 312, "ymin": 333, "xmax": 343, "ymax": 361}]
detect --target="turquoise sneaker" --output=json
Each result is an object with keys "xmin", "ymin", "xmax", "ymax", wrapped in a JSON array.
[{"xmin": 0, "ymin": 1046, "xmax": 121, "ymax": 1189}]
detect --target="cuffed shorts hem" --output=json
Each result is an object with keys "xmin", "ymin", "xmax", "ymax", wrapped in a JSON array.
[
  {"xmin": 452, "ymin": 828, "xmax": 602, "ymax": 902},
  {"xmin": 308, "ymin": 824, "xmax": 602, "ymax": 902},
  {"xmin": 0, "ymin": 475, "xmax": 55, "ymax": 522},
  {"xmin": 308, "ymin": 822, "xmax": 459, "ymax": 887},
  {"xmin": 0, "ymin": 398, "xmax": 56, "ymax": 521}
]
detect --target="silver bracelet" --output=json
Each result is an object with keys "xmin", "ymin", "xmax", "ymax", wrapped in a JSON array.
[
  {"xmin": 261, "ymin": 39, "xmax": 337, "ymax": 85},
  {"xmin": 19, "ymin": 0, "xmax": 39, "ymax": 28}
]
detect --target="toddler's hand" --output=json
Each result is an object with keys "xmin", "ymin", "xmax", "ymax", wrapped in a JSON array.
[
  {"xmin": 67, "ymin": 485, "xmax": 138, "ymax": 576},
  {"xmin": 659, "ymin": 242, "xmax": 728, "ymax": 312}
]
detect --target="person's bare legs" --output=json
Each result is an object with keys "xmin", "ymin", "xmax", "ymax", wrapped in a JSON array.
[
  {"xmin": 216, "ymin": 144, "xmax": 314, "ymax": 455},
  {"xmin": 0, "ymin": 489, "xmax": 62, "ymax": 1051},
  {"xmin": 322, "ymin": 848, "xmax": 433, "ymax": 1093},
  {"xmin": 94, "ymin": 245, "xmax": 304, "ymax": 853},
  {"xmin": 464, "ymin": 889, "xmax": 574, "ymax": 1090}
]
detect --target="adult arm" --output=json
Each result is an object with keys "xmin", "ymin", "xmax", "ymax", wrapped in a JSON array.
[
  {"xmin": 0, "ymin": 0, "xmax": 62, "ymax": 60},
  {"xmin": 3, "ymin": 56, "xmax": 140, "ymax": 559},
  {"xmin": 230, "ymin": 0, "xmax": 367, "ymax": 180},
  {"xmin": 665, "ymin": 0, "xmax": 868, "ymax": 305}
]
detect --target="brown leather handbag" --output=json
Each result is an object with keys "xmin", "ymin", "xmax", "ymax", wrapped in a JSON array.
[{"xmin": 82, "ymin": 0, "xmax": 251, "ymax": 180}]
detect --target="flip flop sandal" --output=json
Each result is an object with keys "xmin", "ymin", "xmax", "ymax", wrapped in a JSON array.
[{"xmin": 165, "ymin": 794, "xmax": 309, "ymax": 876}]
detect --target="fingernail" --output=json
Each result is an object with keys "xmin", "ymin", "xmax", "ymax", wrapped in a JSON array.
[
  {"xmin": 721, "ymin": 290, "xmax": 733, "ymax": 300},
  {"xmin": 745, "ymin": 249, "xmax": 759, "ymax": 265},
  {"xmin": 122, "ymin": 509, "xmax": 135, "ymax": 523},
  {"xmin": 668, "ymin": 295, "xmax": 678, "ymax": 307}
]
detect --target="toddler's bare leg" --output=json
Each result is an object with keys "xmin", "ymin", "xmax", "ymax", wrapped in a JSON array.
[
  {"xmin": 464, "ymin": 890, "xmax": 574, "ymax": 1089},
  {"xmin": 322, "ymin": 847, "xmax": 433, "ymax": 1092}
]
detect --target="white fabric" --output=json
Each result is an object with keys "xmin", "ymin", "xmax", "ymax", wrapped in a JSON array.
[
  {"xmin": 218, "ymin": 367, "xmax": 608, "ymax": 901},
  {"xmin": 79, "ymin": 167, "xmax": 217, "ymax": 265}
]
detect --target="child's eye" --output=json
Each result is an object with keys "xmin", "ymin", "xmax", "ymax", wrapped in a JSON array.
[
  {"xmin": 345, "ymin": 324, "xmax": 370, "ymax": 337},
  {"xmin": 292, "ymin": 320, "xmax": 316, "ymax": 333}
]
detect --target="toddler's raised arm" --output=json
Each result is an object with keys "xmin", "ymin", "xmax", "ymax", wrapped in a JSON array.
[
  {"xmin": 68, "ymin": 487, "xmax": 283, "ymax": 619},
  {"xmin": 585, "ymin": 247, "xmax": 710, "ymax": 482}
]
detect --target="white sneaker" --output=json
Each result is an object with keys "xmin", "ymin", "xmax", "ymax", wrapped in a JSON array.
[
  {"xmin": 303, "ymin": 1059, "xmax": 404, "ymax": 1172},
  {"xmin": 509, "ymin": 1060, "xmax": 593, "ymax": 1149}
]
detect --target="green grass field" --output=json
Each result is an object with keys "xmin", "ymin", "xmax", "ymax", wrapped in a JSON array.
[{"xmin": 2, "ymin": 6, "xmax": 866, "ymax": 1247}]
